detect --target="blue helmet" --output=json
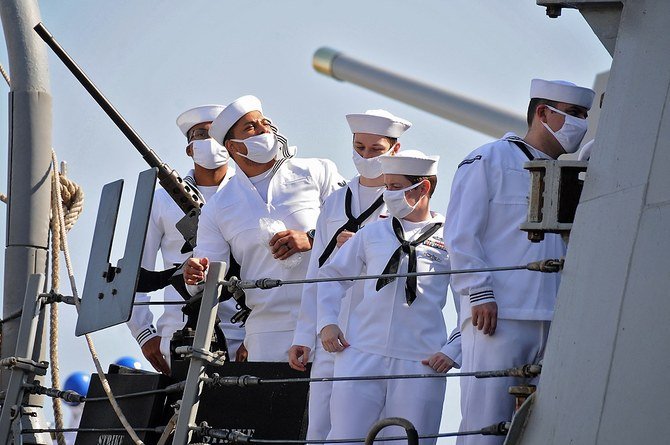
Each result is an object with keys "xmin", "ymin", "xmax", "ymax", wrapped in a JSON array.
[
  {"xmin": 114, "ymin": 356, "xmax": 142, "ymax": 370},
  {"xmin": 63, "ymin": 371, "xmax": 90, "ymax": 406}
]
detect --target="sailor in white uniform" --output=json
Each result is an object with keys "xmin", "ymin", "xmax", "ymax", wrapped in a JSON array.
[
  {"xmin": 184, "ymin": 95, "xmax": 344, "ymax": 361},
  {"xmin": 445, "ymin": 79, "xmax": 595, "ymax": 444},
  {"xmin": 127, "ymin": 105, "xmax": 244, "ymax": 374},
  {"xmin": 288, "ymin": 109, "xmax": 411, "ymax": 441},
  {"xmin": 318, "ymin": 150, "xmax": 461, "ymax": 445}
]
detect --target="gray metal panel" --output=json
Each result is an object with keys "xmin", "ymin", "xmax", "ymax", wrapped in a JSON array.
[
  {"xmin": 595, "ymin": 206, "xmax": 670, "ymax": 444},
  {"xmin": 514, "ymin": 1, "xmax": 670, "ymax": 444},
  {"xmin": 516, "ymin": 187, "xmax": 645, "ymax": 444},
  {"xmin": 78, "ymin": 178, "xmax": 123, "ymax": 334},
  {"xmin": 76, "ymin": 168, "xmax": 156, "ymax": 336}
]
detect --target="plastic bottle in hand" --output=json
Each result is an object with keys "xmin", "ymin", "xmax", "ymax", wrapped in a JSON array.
[{"xmin": 258, "ymin": 217, "xmax": 303, "ymax": 269}]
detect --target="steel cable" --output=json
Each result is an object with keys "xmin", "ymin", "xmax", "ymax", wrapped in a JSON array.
[{"xmin": 223, "ymin": 259, "xmax": 563, "ymax": 291}]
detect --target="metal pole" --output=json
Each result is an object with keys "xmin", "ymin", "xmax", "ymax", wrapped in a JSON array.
[
  {"xmin": 0, "ymin": 0, "xmax": 52, "ymax": 442},
  {"xmin": 172, "ymin": 262, "xmax": 228, "ymax": 445},
  {"xmin": 313, "ymin": 47, "xmax": 527, "ymax": 138}
]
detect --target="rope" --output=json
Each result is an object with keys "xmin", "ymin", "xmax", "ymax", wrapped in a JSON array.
[
  {"xmin": 57, "ymin": 169, "xmax": 84, "ymax": 236},
  {"xmin": 50, "ymin": 150, "xmax": 145, "ymax": 445},
  {"xmin": 49, "ymin": 157, "xmax": 66, "ymax": 445},
  {"xmin": 0, "ymin": 62, "xmax": 10, "ymax": 86}
]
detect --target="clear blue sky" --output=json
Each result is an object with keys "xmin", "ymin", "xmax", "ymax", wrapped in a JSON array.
[{"xmin": 0, "ymin": 1, "xmax": 611, "ymax": 440}]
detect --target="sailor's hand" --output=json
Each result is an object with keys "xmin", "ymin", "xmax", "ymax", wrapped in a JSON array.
[
  {"xmin": 270, "ymin": 230, "xmax": 312, "ymax": 260},
  {"xmin": 288, "ymin": 345, "xmax": 311, "ymax": 371},
  {"xmin": 235, "ymin": 343, "xmax": 248, "ymax": 362},
  {"xmin": 472, "ymin": 301, "xmax": 497, "ymax": 336},
  {"xmin": 422, "ymin": 352, "xmax": 454, "ymax": 374},
  {"xmin": 320, "ymin": 324, "xmax": 349, "ymax": 353},
  {"xmin": 184, "ymin": 257, "xmax": 208, "ymax": 285},
  {"xmin": 336, "ymin": 230, "xmax": 355, "ymax": 248},
  {"xmin": 141, "ymin": 337, "xmax": 170, "ymax": 375}
]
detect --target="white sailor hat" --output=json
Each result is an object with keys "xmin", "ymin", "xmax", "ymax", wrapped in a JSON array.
[
  {"xmin": 209, "ymin": 95, "xmax": 263, "ymax": 144},
  {"xmin": 380, "ymin": 149, "xmax": 439, "ymax": 176},
  {"xmin": 346, "ymin": 109, "xmax": 412, "ymax": 138},
  {"xmin": 176, "ymin": 104, "xmax": 226, "ymax": 136},
  {"xmin": 530, "ymin": 79, "xmax": 595, "ymax": 110}
]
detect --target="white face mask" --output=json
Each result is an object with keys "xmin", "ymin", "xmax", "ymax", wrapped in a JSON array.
[
  {"xmin": 230, "ymin": 133, "xmax": 279, "ymax": 164},
  {"xmin": 542, "ymin": 105, "xmax": 588, "ymax": 154},
  {"xmin": 190, "ymin": 138, "xmax": 229, "ymax": 169},
  {"xmin": 383, "ymin": 181, "xmax": 423, "ymax": 219},
  {"xmin": 351, "ymin": 149, "xmax": 392, "ymax": 179}
]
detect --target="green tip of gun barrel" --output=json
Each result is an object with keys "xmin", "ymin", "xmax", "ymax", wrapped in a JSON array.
[{"xmin": 312, "ymin": 47, "xmax": 341, "ymax": 77}]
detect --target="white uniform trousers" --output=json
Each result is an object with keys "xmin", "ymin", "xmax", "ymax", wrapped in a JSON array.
[
  {"xmin": 328, "ymin": 347, "xmax": 446, "ymax": 445},
  {"xmin": 456, "ymin": 318, "xmax": 550, "ymax": 445},
  {"xmin": 244, "ymin": 330, "xmax": 294, "ymax": 362},
  {"xmin": 307, "ymin": 340, "xmax": 335, "ymax": 441}
]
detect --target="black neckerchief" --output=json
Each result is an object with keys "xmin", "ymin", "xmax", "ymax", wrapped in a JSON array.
[
  {"xmin": 510, "ymin": 139, "xmax": 536, "ymax": 161},
  {"xmin": 318, "ymin": 187, "xmax": 384, "ymax": 267},
  {"xmin": 375, "ymin": 217, "xmax": 442, "ymax": 305}
]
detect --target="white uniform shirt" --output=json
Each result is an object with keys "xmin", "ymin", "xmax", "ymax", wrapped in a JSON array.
[
  {"xmin": 445, "ymin": 133, "xmax": 566, "ymax": 322},
  {"xmin": 317, "ymin": 214, "xmax": 462, "ymax": 364},
  {"xmin": 292, "ymin": 176, "xmax": 386, "ymax": 350},
  {"xmin": 194, "ymin": 158, "xmax": 344, "ymax": 337},
  {"xmin": 127, "ymin": 168, "xmax": 244, "ymax": 347}
]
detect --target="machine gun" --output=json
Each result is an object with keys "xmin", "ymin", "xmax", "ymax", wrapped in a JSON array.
[
  {"xmin": 35, "ymin": 22, "xmax": 249, "ymax": 335},
  {"xmin": 34, "ymin": 22, "xmax": 202, "ymax": 253}
]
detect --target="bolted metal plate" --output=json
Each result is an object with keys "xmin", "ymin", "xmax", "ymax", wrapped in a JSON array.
[{"xmin": 76, "ymin": 168, "xmax": 157, "ymax": 336}]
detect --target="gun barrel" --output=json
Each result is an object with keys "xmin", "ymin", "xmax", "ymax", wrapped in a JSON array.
[
  {"xmin": 34, "ymin": 22, "xmax": 204, "ymax": 234},
  {"xmin": 313, "ymin": 47, "xmax": 527, "ymax": 138},
  {"xmin": 34, "ymin": 22, "xmax": 161, "ymax": 167}
]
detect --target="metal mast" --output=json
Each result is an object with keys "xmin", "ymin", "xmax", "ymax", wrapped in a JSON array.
[{"xmin": 0, "ymin": 0, "xmax": 52, "ymax": 441}]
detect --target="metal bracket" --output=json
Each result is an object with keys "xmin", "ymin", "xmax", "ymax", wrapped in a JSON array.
[
  {"xmin": 0, "ymin": 358, "xmax": 48, "ymax": 376},
  {"xmin": 536, "ymin": 1, "xmax": 624, "ymax": 55},
  {"xmin": 173, "ymin": 346, "xmax": 227, "ymax": 366},
  {"xmin": 76, "ymin": 168, "xmax": 157, "ymax": 336},
  {"xmin": 520, "ymin": 160, "xmax": 588, "ymax": 243}
]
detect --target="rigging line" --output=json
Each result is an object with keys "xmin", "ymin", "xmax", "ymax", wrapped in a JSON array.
[
  {"xmin": 194, "ymin": 422, "xmax": 509, "ymax": 444},
  {"xmin": 23, "ymin": 428, "xmax": 163, "ymax": 434},
  {"xmin": 33, "ymin": 365, "xmax": 538, "ymax": 405},
  {"xmin": 0, "ymin": 309, "xmax": 23, "ymax": 324},
  {"xmin": 202, "ymin": 364, "xmax": 541, "ymax": 387},
  {"xmin": 134, "ymin": 300, "xmax": 198, "ymax": 306},
  {"xmin": 223, "ymin": 259, "xmax": 563, "ymax": 291},
  {"xmin": 84, "ymin": 381, "xmax": 185, "ymax": 403}
]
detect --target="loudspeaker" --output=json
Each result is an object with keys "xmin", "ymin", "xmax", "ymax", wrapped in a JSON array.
[
  {"xmin": 190, "ymin": 362, "xmax": 311, "ymax": 443},
  {"xmin": 75, "ymin": 366, "xmax": 170, "ymax": 445}
]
